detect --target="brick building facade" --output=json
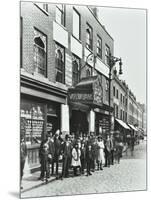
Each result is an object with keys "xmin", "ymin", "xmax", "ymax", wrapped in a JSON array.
[{"xmin": 20, "ymin": 2, "xmax": 145, "ymax": 170}]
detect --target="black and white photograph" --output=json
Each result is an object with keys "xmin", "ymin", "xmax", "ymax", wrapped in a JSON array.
[{"xmin": 19, "ymin": 0, "xmax": 147, "ymax": 199}]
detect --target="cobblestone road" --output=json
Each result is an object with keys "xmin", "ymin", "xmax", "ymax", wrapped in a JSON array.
[{"xmin": 21, "ymin": 141, "xmax": 147, "ymax": 198}]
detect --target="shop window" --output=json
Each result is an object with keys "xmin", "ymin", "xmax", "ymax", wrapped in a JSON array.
[
  {"xmin": 72, "ymin": 55, "xmax": 80, "ymax": 86},
  {"xmin": 105, "ymin": 44, "xmax": 110, "ymax": 65},
  {"xmin": 21, "ymin": 100, "xmax": 44, "ymax": 144},
  {"xmin": 86, "ymin": 24, "xmax": 93, "ymax": 50},
  {"xmin": 73, "ymin": 8, "xmax": 80, "ymax": 40},
  {"xmin": 97, "ymin": 36, "xmax": 102, "ymax": 58},
  {"xmin": 56, "ymin": 4, "xmax": 65, "ymax": 26},
  {"xmin": 55, "ymin": 43, "xmax": 65, "ymax": 83},
  {"xmin": 34, "ymin": 29, "xmax": 47, "ymax": 76}
]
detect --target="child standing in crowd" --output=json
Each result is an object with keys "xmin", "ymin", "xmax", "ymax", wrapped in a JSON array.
[{"xmin": 71, "ymin": 143, "xmax": 81, "ymax": 176}]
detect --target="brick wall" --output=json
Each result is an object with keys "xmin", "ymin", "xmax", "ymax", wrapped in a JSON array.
[{"xmin": 21, "ymin": 2, "xmax": 114, "ymax": 88}]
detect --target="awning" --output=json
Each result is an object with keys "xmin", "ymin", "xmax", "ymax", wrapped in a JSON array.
[
  {"xmin": 115, "ymin": 118, "xmax": 130, "ymax": 130},
  {"xmin": 128, "ymin": 124, "xmax": 138, "ymax": 131}
]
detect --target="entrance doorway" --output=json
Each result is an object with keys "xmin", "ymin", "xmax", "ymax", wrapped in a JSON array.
[{"xmin": 70, "ymin": 110, "xmax": 88, "ymax": 137}]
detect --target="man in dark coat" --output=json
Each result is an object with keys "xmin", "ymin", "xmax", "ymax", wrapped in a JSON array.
[
  {"xmin": 51, "ymin": 130, "xmax": 62, "ymax": 178},
  {"xmin": 104, "ymin": 135, "xmax": 111, "ymax": 167},
  {"xmin": 61, "ymin": 134, "xmax": 72, "ymax": 179},
  {"xmin": 20, "ymin": 135, "xmax": 27, "ymax": 189},
  {"xmin": 39, "ymin": 138, "xmax": 50, "ymax": 183},
  {"xmin": 80, "ymin": 142, "xmax": 86, "ymax": 174},
  {"xmin": 46, "ymin": 132, "xmax": 55, "ymax": 178},
  {"xmin": 110, "ymin": 134, "xmax": 115, "ymax": 165},
  {"xmin": 85, "ymin": 144, "xmax": 93, "ymax": 176}
]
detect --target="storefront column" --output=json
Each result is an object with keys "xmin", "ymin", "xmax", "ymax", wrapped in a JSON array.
[
  {"xmin": 89, "ymin": 110, "xmax": 95, "ymax": 133},
  {"xmin": 61, "ymin": 104, "xmax": 70, "ymax": 137}
]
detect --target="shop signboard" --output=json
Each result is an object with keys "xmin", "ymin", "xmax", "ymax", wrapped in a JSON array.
[{"xmin": 68, "ymin": 75, "xmax": 103, "ymax": 106}]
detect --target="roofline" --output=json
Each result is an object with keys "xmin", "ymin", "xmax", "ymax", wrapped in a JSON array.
[{"xmin": 87, "ymin": 7, "xmax": 114, "ymax": 41}]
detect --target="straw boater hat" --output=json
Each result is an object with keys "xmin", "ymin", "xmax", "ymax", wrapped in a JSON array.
[{"xmin": 55, "ymin": 129, "xmax": 60, "ymax": 136}]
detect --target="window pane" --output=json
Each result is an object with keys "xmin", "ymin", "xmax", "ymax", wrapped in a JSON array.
[
  {"xmin": 56, "ymin": 7, "xmax": 62, "ymax": 24},
  {"xmin": 57, "ymin": 4, "xmax": 63, "ymax": 10},
  {"xmin": 73, "ymin": 9, "xmax": 80, "ymax": 39},
  {"xmin": 72, "ymin": 55, "xmax": 80, "ymax": 86},
  {"xmin": 55, "ymin": 43, "xmax": 65, "ymax": 83}
]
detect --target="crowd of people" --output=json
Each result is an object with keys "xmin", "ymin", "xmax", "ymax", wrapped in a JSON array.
[{"xmin": 37, "ymin": 130, "xmax": 125, "ymax": 183}]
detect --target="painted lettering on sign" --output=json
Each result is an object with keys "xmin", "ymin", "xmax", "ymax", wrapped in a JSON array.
[{"xmin": 69, "ymin": 93, "xmax": 93, "ymax": 101}]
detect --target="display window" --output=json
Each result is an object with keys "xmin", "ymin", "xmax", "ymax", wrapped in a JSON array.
[{"xmin": 21, "ymin": 99, "xmax": 45, "ymax": 145}]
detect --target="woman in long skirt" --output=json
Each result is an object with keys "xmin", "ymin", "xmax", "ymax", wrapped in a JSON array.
[{"xmin": 96, "ymin": 136, "xmax": 105, "ymax": 170}]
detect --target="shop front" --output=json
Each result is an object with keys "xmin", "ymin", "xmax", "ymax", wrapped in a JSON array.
[
  {"xmin": 94, "ymin": 109, "xmax": 111, "ymax": 138},
  {"xmin": 21, "ymin": 74, "xmax": 67, "ymax": 171},
  {"xmin": 68, "ymin": 75, "xmax": 107, "ymax": 137},
  {"xmin": 114, "ymin": 118, "xmax": 131, "ymax": 143}
]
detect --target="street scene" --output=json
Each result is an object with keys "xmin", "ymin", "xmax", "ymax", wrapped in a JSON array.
[
  {"xmin": 21, "ymin": 140, "xmax": 146, "ymax": 198},
  {"xmin": 20, "ymin": 1, "xmax": 146, "ymax": 198}
]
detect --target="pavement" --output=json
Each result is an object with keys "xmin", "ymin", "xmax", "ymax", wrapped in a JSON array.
[{"xmin": 21, "ymin": 140, "xmax": 147, "ymax": 198}]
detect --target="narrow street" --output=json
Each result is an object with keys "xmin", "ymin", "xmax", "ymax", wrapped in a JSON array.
[{"xmin": 21, "ymin": 140, "xmax": 147, "ymax": 198}]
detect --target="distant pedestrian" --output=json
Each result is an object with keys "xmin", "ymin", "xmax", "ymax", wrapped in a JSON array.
[
  {"xmin": 114, "ymin": 134, "xmax": 123, "ymax": 164},
  {"xmin": 130, "ymin": 135, "xmax": 135, "ymax": 156}
]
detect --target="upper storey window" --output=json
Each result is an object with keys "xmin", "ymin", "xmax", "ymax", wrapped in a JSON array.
[
  {"xmin": 55, "ymin": 43, "xmax": 65, "ymax": 84},
  {"xmin": 73, "ymin": 8, "xmax": 80, "ymax": 40},
  {"xmin": 97, "ymin": 36, "xmax": 102, "ymax": 59},
  {"xmin": 34, "ymin": 29, "xmax": 47, "ymax": 76},
  {"xmin": 105, "ymin": 44, "xmax": 110, "ymax": 65},
  {"xmin": 86, "ymin": 24, "xmax": 93, "ymax": 50},
  {"xmin": 56, "ymin": 4, "xmax": 65, "ymax": 26}
]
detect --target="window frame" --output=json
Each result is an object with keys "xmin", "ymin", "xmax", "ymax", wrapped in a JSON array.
[
  {"xmin": 33, "ymin": 28, "xmax": 47, "ymax": 77},
  {"xmin": 97, "ymin": 35, "xmax": 102, "ymax": 59},
  {"xmin": 116, "ymin": 89, "xmax": 119, "ymax": 99},
  {"xmin": 113, "ymin": 86, "xmax": 116, "ymax": 97},
  {"xmin": 56, "ymin": 4, "xmax": 65, "ymax": 26},
  {"xmin": 55, "ymin": 43, "xmax": 65, "ymax": 84},
  {"xmin": 86, "ymin": 23, "xmax": 93, "ymax": 50},
  {"xmin": 72, "ymin": 54, "xmax": 80, "ymax": 86},
  {"xmin": 73, "ymin": 8, "xmax": 81, "ymax": 40},
  {"xmin": 105, "ymin": 44, "xmax": 110, "ymax": 66}
]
